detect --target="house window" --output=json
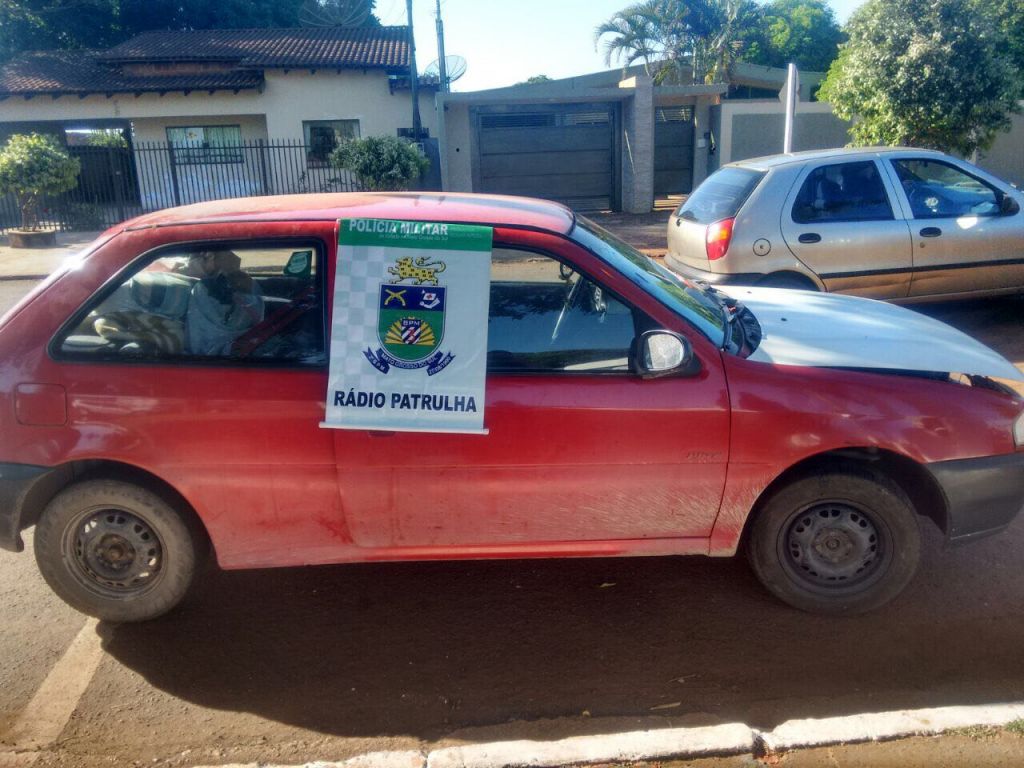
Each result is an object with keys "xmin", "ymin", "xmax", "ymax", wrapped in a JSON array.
[
  {"xmin": 166, "ymin": 125, "xmax": 243, "ymax": 164},
  {"xmin": 303, "ymin": 120, "xmax": 360, "ymax": 167}
]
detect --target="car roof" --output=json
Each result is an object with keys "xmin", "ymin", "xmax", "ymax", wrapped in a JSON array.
[
  {"xmin": 729, "ymin": 146, "xmax": 949, "ymax": 171},
  {"xmin": 120, "ymin": 192, "xmax": 577, "ymax": 234}
]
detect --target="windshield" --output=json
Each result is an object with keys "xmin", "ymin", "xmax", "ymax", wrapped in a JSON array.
[
  {"xmin": 572, "ymin": 217, "xmax": 727, "ymax": 346},
  {"xmin": 676, "ymin": 167, "xmax": 765, "ymax": 224}
]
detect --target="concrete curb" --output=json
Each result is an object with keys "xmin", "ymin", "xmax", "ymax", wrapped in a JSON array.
[
  {"xmin": 426, "ymin": 723, "xmax": 753, "ymax": 768},
  {"xmin": 760, "ymin": 702, "xmax": 1024, "ymax": 753},
  {"xmin": 180, "ymin": 700, "xmax": 1024, "ymax": 768}
]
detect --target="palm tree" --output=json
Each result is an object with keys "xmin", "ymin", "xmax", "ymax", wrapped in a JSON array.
[
  {"xmin": 594, "ymin": 1, "xmax": 665, "ymax": 78},
  {"xmin": 596, "ymin": 0, "xmax": 762, "ymax": 85}
]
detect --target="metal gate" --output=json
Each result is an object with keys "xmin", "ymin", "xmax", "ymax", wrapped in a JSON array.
[
  {"xmin": 474, "ymin": 104, "xmax": 618, "ymax": 211},
  {"xmin": 654, "ymin": 106, "xmax": 695, "ymax": 196}
]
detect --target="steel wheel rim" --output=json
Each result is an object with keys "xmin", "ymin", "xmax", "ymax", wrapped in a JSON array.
[
  {"xmin": 63, "ymin": 506, "xmax": 165, "ymax": 599},
  {"xmin": 778, "ymin": 500, "xmax": 891, "ymax": 593}
]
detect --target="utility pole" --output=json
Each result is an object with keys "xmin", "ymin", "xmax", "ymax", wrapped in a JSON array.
[
  {"xmin": 782, "ymin": 63, "xmax": 798, "ymax": 154},
  {"xmin": 435, "ymin": 0, "xmax": 448, "ymax": 93},
  {"xmin": 407, "ymin": 0, "xmax": 422, "ymax": 139}
]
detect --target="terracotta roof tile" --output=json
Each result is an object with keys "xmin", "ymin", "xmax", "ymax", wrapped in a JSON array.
[
  {"xmin": 99, "ymin": 26, "xmax": 410, "ymax": 69},
  {"xmin": 0, "ymin": 50, "xmax": 264, "ymax": 97}
]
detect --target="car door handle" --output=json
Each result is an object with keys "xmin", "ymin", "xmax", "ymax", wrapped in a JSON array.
[
  {"xmin": 920, "ymin": 227, "xmax": 942, "ymax": 238},
  {"xmin": 798, "ymin": 233, "xmax": 821, "ymax": 244}
]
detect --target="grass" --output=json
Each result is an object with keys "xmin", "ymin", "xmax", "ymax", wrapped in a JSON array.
[
  {"xmin": 1006, "ymin": 719, "xmax": 1024, "ymax": 736},
  {"xmin": 948, "ymin": 724, "xmax": 998, "ymax": 740}
]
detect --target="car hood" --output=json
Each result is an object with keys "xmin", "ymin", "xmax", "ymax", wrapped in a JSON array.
[{"xmin": 718, "ymin": 286, "xmax": 1024, "ymax": 381}]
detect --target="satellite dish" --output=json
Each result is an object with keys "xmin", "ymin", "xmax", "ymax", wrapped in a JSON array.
[
  {"xmin": 423, "ymin": 55, "xmax": 468, "ymax": 87},
  {"xmin": 299, "ymin": 0, "xmax": 371, "ymax": 28}
]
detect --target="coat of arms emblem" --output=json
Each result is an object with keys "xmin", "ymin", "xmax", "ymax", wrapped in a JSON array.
[{"xmin": 364, "ymin": 257, "xmax": 455, "ymax": 375}]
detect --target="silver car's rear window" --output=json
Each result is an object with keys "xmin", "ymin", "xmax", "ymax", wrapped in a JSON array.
[{"xmin": 676, "ymin": 167, "xmax": 765, "ymax": 224}]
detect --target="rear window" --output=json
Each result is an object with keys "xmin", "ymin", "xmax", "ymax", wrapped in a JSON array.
[{"xmin": 676, "ymin": 167, "xmax": 765, "ymax": 225}]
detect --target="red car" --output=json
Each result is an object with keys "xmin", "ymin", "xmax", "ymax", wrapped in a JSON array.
[{"xmin": 1, "ymin": 193, "xmax": 1022, "ymax": 622}]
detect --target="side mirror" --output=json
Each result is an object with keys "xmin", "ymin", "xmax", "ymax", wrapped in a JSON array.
[
  {"xmin": 1001, "ymin": 195, "xmax": 1020, "ymax": 216},
  {"xmin": 632, "ymin": 331, "xmax": 699, "ymax": 378}
]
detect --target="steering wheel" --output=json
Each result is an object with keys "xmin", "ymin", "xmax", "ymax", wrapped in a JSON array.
[{"xmin": 551, "ymin": 277, "xmax": 585, "ymax": 342}]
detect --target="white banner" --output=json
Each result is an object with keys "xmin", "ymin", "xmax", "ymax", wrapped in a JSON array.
[{"xmin": 321, "ymin": 218, "xmax": 493, "ymax": 434}]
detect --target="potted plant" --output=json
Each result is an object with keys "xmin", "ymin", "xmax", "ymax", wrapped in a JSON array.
[
  {"xmin": 330, "ymin": 135, "xmax": 429, "ymax": 191},
  {"xmin": 0, "ymin": 133, "xmax": 81, "ymax": 248}
]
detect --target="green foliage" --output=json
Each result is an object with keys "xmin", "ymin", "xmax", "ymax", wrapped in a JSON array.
[
  {"xmin": 1007, "ymin": 719, "xmax": 1024, "ymax": 736},
  {"xmin": 740, "ymin": 0, "xmax": 843, "ymax": 72},
  {"xmin": 818, "ymin": 0, "xmax": 1022, "ymax": 156},
  {"xmin": 0, "ymin": 133, "xmax": 80, "ymax": 230},
  {"xmin": 516, "ymin": 75, "xmax": 554, "ymax": 85},
  {"xmin": 982, "ymin": 0, "xmax": 1024, "ymax": 76},
  {"xmin": 596, "ymin": 0, "xmax": 762, "ymax": 84},
  {"xmin": 0, "ymin": 0, "xmax": 379, "ymax": 63},
  {"xmin": 83, "ymin": 130, "xmax": 129, "ymax": 149},
  {"xmin": 330, "ymin": 135, "xmax": 428, "ymax": 192},
  {"xmin": 62, "ymin": 201, "xmax": 106, "ymax": 230}
]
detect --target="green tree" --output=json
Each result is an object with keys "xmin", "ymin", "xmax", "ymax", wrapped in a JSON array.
[
  {"xmin": 515, "ymin": 75, "xmax": 554, "ymax": 85},
  {"xmin": 0, "ymin": 133, "xmax": 80, "ymax": 230},
  {"xmin": 0, "ymin": 0, "xmax": 379, "ymax": 63},
  {"xmin": 982, "ymin": 0, "xmax": 1024, "ymax": 76},
  {"xmin": 596, "ymin": 0, "xmax": 761, "ymax": 85},
  {"xmin": 819, "ymin": 0, "xmax": 1021, "ymax": 156},
  {"xmin": 741, "ymin": 0, "xmax": 843, "ymax": 72},
  {"xmin": 330, "ymin": 135, "xmax": 428, "ymax": 191}
]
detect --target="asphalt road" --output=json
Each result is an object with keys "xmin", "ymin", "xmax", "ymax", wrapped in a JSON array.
[{"xmin": 1, "ymin": 279, "xmax": 1024, "ymax": 767}]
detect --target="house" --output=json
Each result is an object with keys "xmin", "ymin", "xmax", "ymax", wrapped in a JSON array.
[
  {"xmin": 0, "ymin": 26, "xmax": 438, "ymax": 217},
  {"xmin": 437, "ymin": 62, "xmax": 1024, "ymax": 213},
  {"xmin": 436, "ymin": 63, "xmax": 849, "ymax": 213}
]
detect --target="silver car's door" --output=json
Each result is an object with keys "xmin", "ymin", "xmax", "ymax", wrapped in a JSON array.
[
  {"xmin": 780, "ymin": 158, "xmax": 914, "ymax": 300},
  {"xmin": 883, "ymin": 156, "xmax": 1024, "ymax": 298}
]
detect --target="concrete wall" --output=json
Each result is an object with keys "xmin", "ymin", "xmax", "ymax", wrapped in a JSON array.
[
  {"xmin": 620, "ymin": 76, "xmax": 654, "ymax": 214},
  {"xmin": 440, "ymin": 101, "xmax": 473, "ymax": 192},
  {"xmin": 978, "ymin": 109, "xmax": 1024, "ymax": 188},
  {"xmin": 716, "ymin": 101, "xmax": 851, "ymax": 164}
]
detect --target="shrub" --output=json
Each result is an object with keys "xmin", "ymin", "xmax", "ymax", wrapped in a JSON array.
[
  {"xmin": 0, "ymin": 134, "xmax": 81, "ymax": 230},
  {"xmin": 330, "ymin": 135, "xmax": 429, "ymax": 191}
]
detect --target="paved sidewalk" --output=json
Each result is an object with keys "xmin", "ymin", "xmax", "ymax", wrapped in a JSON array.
[{"xmin": 0, "ymin": 231, "xmax": 104, "ymax": 280}]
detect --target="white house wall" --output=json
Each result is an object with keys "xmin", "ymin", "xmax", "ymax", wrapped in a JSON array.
[{"xmin": 0, "ymin": 70, "xmax": 436, "ymax": 139}]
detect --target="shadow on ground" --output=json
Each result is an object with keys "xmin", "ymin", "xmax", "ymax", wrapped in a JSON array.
[{"xmin": 96, "ymin": 510, "xmax": 1024, "ymax": 742}]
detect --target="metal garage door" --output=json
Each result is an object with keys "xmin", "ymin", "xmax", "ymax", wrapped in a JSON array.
[
  {"xmin": 475, "ymin": 105, "xmax": 617, "ymax": 211},
  {"xmin": 654, "ymin": 106, "xmax": 695, "ymax": 196}
]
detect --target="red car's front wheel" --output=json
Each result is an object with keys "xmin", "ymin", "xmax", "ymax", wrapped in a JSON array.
[{"xmin": 747, "ymin": 467, "xmax": 922, "ymax": 614}]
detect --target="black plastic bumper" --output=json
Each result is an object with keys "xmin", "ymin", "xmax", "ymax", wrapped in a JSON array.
[
  {"xmin": 663, "ymin": 254, "xmax": 764, "ymax": 286},
  {"xmin": 926, "ymin": 453, "xmax": 1024, "ymax": 544},
  {"xmin": 0, "ymin": 463, "xmax": 55, "ymax": 553}
]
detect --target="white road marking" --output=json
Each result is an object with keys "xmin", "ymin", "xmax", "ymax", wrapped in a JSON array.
[{"xmin": 5, "ymin": 618, "xmax": 103, "ymax": 752}]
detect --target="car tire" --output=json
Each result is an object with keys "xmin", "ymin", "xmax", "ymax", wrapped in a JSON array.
[
  {"xmin": 34, "ymin": 480, "xmax": 202, "ymax": 623},
  {"xmin": 759, "ymin": 273, "xmax": 817, "ymax": 291},
  {"xmin": 746, "ymin": 468, "xmax": 921, "ymax": 614}
]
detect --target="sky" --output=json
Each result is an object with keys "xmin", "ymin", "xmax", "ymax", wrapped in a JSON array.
[{"xmin": 374, "ymin": 0, "xmax": 865, "ymax": 92}]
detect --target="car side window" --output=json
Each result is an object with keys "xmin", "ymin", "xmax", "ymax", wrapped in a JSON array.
[
  {"xmin": 487, "ymin": 248, "xmax": 645, "ymax": 373},
  {"xmin": 890, "ymin": 158, "xmax": 1001, "ymax": 219},
  {"xmin": 56, "ymin": 242, "xmax": 325, "ymax": 365},
  {"xmin": 792, "ymin": 161, "xmax": 894, "ymax": 224}
]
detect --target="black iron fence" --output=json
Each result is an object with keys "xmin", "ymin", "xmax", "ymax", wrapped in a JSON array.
[{"xmin": 0, "ymin": 140, "xmax": 363, "ymax": 233}]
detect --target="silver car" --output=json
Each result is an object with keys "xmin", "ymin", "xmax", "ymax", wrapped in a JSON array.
[{"xmin": 666, "ymin": 148, "xmax": 1024, "ymax": 301}]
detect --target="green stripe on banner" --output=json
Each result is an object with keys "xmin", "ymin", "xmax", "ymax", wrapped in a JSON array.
[{"xmin": 339, "ymin": 219, "xmax": 493, "ymax": 251}]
